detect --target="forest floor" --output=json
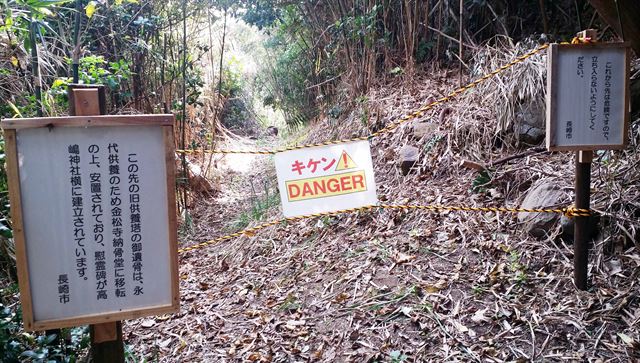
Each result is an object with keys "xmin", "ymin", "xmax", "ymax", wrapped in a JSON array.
[{"xmin": 125, "ymin": 70, "xmax": 640, "ymax": 362}]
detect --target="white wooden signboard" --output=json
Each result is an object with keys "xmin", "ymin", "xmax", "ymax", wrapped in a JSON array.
[
  {"xmin": 274, "ymin": 140, "xmax": 378, "ymax": 218},
  {"xmin": 546, "ymin": 43, "xmax": 630, "ymax": 150},
  {"xmin": 1, "ymin": 115, "xmax": 179, "ymax": 331}
]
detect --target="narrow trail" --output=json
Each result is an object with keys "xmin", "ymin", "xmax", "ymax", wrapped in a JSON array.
[{"xmin": 181, "ymin": 135, "xmax": 281, "ymax": 246}]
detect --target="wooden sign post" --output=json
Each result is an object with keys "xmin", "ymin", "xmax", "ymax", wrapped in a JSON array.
[
  {"xmin": 71, "ymin": 85, "xmax": 123, "ymax": 361},
  {"xmin": 2, "ymin": 87, "xmax": 179, "ymax": 362},
  {"xmin": 546, "ymin": 34, "xmax": 630, "ymax": 290}
]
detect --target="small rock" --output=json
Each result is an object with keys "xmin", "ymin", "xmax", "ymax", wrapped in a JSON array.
[
  {"xmin": 399, "ymin": 145, "xmax": 419, "ymax": 175},
  {"xmin": 517, "ymin": 123, "xmax": 545, "ymax": 145},
  {"xmin": 266, "ymin": 126, "xmax": 278, "ymax": 136},
  {"xmin": 412, "ymin": 122, "xmax": 438, "ymax": 139},
  {"xmin": 518, "ymin": 181, "xmax": 565, "ymax": 238},
  {"xmin": 516, "ymin": 101, "xmax": 544, "ymax": 129},
  {"xmin": 560, "ymin": 214, "xmax": 575, "ymax": 240},
  {"xmin": 141, "ymin": 319, "xmax": 156, "ymax": 328}
]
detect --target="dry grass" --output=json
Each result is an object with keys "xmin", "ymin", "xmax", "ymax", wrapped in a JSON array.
[
  {"xmin": 126, "ymin": 42, "xmax": 640, "ymax": 362},
  {"xmin": 472, "ymin": 37, "xmax": 547, "ymax": 145}
]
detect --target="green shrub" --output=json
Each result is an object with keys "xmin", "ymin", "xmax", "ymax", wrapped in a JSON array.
[{"xmin": 0, "ymin": 302, "xmax": 90, "ymax": 362}]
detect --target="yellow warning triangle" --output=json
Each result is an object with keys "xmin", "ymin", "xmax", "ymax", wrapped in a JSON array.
[{"xmin": 335, "ymin": 150, "xmax": 358, "ymax": 171}]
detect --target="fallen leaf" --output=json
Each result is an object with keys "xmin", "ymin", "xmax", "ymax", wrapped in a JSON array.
[
  {"xmin": 618, "ymin": 332, "xmax": 635, "ymax": 346},
  {"xmin": 285, "ymin": 319, "xmax": 306, "ymax": 330},
  {"xmin": 471, "ymin": 308, "xmax": 491, "ymax": 323},
  {"xmin": 333, "ymin": 292, "xmax": 350, "ymax": 303},
  {"xmin": 393, "ymin": 251, "xmax": 415, "ymax": 264},
  {"xmin": 400, "ymin": 306, "xmax": 413, "ymax": 317}
]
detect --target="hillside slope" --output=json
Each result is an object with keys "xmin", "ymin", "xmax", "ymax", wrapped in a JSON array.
[{"xmin": 126, "ymin": 48, "xmax": 640, "ymax": 362}]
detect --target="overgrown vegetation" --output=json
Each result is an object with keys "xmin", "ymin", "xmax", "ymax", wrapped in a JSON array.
[
  {"xmin": 1, "ymin": 0, "xmax": 639, "ymax": 360},
  {"xmin": 0, "ymin": 299, "xmax": 90, "ymax": 362}
]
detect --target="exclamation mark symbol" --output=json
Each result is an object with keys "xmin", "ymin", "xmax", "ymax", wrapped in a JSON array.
[{"xmin": 335, "ymin": 150, "xmax": 356, "ymax": 171}]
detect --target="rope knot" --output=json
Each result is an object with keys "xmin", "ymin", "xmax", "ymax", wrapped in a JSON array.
[{"xmin": 564, "ymin": 207, "xmax": 591, "ymax": 218}]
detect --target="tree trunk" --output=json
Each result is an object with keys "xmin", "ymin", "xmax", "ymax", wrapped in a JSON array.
[{"xmin": 588, "ymin": 0, "xmax": 640, "ymax": 54}]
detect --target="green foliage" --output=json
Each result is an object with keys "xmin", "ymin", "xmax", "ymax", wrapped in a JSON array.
[
  {"xmin": 240, "ymin": 0, "xmax": 281, "ymax": 30},
  {"xmin": 278, "ymin": 293, "xmax": 301, "ymax": 312},
  {"xmin": 471, "ymin": 169, "xmax": 492, "ymax": 193},
  {"xmin": 74, "ymin": 55, "xmax": 132, "ymax": 89},
  {"xmin": 219, "ymin": 56, "xmax": 243, "ymax": 98},
  {"xmin": 250, "ymin": 6, "xmax": 322, "ymax": 128},
  {"xmin": 389, "ymin": 67, "xmax": 404, "ymax": 76},
  {"xmin": 0, "ymin": 95, "xmax": 40, "ymax": 119},
  {"xmin": 0, "ymin": 303, "xmax": 90, "ymax": 362},
  {"xmin": 0, "ymin": 0, "xmax": 71, "ymax": 50},
  {"xmin": 356, "ymin": 95, "xmax": 370, "ymax": 126},
  {"xmin": 472, "ymin": 284, "xmax": 487, "ymax": 295},
  {"xmin": 232, "ymin": 181, "xmax": 279, "ymax": 230},
  {"xmin": 508, "ymin": 250, "xmax": 527, "ymax": 286},
  {"xmin": 185, "ymin": 63, "xmax": 204, "ymax": 107},
  {"xmin": 423, "ymin": 135, "xmax": 443, "ymax": 153},
  {"xmin": 416, "ymin": 40, "xmax": 434, "ymax": 63},
  {"xmin": 334, "ymin": 4, "xmax": 380, "ymax": 48},
  {"xmin": 0, "ymin": 137, "xmax": 11, "ymax": 235}
]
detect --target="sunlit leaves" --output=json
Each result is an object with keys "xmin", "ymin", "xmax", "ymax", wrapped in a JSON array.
[
  {"xmin": 85, "ymin": 1, "xmax": 97, "ymax": 18},
  {"xmin": 0, "ymin": 13, "xmax": 14, "ymax": 32}
]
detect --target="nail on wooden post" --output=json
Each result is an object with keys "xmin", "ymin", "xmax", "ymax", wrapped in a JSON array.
[{"xmin": 574, "ymin": 150, "xmax": 592, "ymax": 290}]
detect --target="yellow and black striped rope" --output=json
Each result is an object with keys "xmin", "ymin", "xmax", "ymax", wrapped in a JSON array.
[
  {"xmin": 175, "ymin": 44, "xmax": 550, "ymax": 156},
  {"xmin": 178, "ymin": 201, "xmax": 588, "ymax": 253}
]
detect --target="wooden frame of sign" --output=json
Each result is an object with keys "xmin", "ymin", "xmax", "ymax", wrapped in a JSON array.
[
  {"xmin": 2, "ymin": 115, "xmax": 179, "ymax": 331},
  {"xmin": 546, "ymin": 42, "xmax": 630, "ymax": 151}
]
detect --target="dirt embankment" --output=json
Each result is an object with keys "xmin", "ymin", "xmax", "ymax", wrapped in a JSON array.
[{"xmin": 127, "ymin": 64, "xmax": 640, "ymax": 362}]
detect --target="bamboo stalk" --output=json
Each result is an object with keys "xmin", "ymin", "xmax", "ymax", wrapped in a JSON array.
[
  {"xmin": 180, "ymin": 0, "xmax": 189, "ymax": 210},
  {"xmin": 459, "ymin": 0, "xmax": 464, "ymax": 86},
  {"xmin": 29, "ymin": 22, "xmax": 42, "ymax": 117},
  {"xmin": 539, "ymin": 0, "xmax": 549, "ymax": 34}
]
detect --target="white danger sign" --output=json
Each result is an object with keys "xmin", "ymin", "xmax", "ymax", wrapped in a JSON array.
[
  {"xmin": 275, "ymin": 140, "xmax": 378, "ymax": 218},
  {"xmin": 546, "ymin": 43, "xmax": 630, "ymax": 150}
]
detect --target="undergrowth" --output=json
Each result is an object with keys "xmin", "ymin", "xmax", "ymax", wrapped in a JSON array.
[
  {"xmin": 232, "ymin": 180, "xmax": 280, "ymax": 230},
  {"xmin": 0, "ymin": 299, "xmax": 90, "ymax": 362}
]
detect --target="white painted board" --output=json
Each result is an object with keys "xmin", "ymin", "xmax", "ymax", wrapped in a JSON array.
[
  {"xmin": 16, "ymin": 126, "xmax": 173, "ymax": 323},
  {"xmin": 274, "ymin": 140, "xmax": 378, "ymax": 218},
  {"xmin": 546, "ymin": 44, "xmax": 629, "ymax": 150}
]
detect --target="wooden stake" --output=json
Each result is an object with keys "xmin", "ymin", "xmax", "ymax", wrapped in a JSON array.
[
  {"xmin": 574, "ymin": 150, "xmax": 592, "ymax": 290},
  {"xmin": 68, "ymin": 84, "xmax": 125, "ymax": 362},
  {"xmin": 459, "ymin": 0, "xmax": 464, "ymax": 87}
]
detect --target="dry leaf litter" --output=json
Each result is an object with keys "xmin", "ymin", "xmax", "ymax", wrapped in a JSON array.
[{"xmin": 126, "ymin": 43, "xmax": 640, "ymax": 362}]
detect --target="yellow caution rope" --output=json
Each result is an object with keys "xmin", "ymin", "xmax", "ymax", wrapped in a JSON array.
[{"xmin": 178, "ymin": 202, "xmax": 589, "ymax": 253}]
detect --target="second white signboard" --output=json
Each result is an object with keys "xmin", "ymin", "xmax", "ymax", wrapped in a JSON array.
[{"xmin": 546, "ymin": 43, "xmax": 630, "ymax": 150}]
